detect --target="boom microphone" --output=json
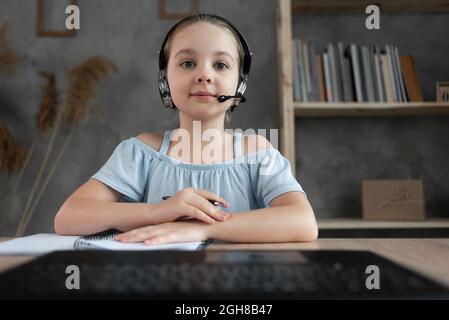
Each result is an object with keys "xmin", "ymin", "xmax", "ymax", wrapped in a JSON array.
[{"xmin": 217, "ymin": 94, "xmax": 247, "ymax": 103}]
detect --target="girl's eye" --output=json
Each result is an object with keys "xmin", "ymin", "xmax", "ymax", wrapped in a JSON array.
[
  {"xmin": 215, "ymin": 62, "xmax": 228, "ymax": 71},
  {"xmin": 180, "ymin": 61, "xmax": 228, "ymax": 70},
  {"xmin": 181, "ymin": 61, "xmax": 194, "ymax": 69}
]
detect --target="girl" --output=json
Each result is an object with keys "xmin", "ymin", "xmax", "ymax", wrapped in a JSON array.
[{"xmin": 54, "ymin": 14, "xmax": 318, "ymax": 244}]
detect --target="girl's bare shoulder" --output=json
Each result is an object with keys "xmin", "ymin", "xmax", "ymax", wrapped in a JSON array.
[
  {"xmin": 242, "ymin": 134, "xmax": 274, "ymax": 156},
  {"xmin": 135, "ymin": 132, "xmax": 164, "ymax": 151}
]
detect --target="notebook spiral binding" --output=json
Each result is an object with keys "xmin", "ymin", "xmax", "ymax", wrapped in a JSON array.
[{"xmin": 74, "ymin": 229, "xmax": 123, "ymax": 249}]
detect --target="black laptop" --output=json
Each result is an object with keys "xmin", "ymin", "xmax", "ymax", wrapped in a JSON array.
[{"xmin": 0, "ymin": 250, "xmax": 447, "ymax": 299}]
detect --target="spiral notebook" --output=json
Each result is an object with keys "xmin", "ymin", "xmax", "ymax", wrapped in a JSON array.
[
  {"xmin": 0, "ymin": 229, "xmax": 209, "ymax": 256},
  {"xmin": 73, "ymin": 229, "xmax": 208, "ymax": 251}
]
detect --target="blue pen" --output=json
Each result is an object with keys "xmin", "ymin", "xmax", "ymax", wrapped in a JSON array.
[{"xmin": 162, "ymin": 195, "xmax": 224, "ymax": 207}]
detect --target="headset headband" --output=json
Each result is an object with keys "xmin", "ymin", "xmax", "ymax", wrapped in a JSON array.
[{"xmin": 158, "ymin": 14, "xmax": 252, "ymax": 75}]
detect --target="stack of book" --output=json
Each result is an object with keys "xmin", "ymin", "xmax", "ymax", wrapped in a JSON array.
[{"xmin": 292, "ymin": 39, "xmax": 423, "ymax": 103}]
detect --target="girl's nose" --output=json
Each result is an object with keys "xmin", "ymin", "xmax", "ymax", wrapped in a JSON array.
[
  {"xmin": 196, "ymin": 75, "xmax": 212, "ymax": 83},
  {"xmin": 196, "ymin": 77, "xmax": 211, "ymax": 84},
  {"xmin": 195, "ymin": 70, "xmax": 213, "ymax": 84}
]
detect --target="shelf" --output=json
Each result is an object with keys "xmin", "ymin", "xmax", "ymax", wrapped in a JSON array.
[
  {"xmin": 291, "ymin": 0, "xmax": 449, "ymax": 14},
  {"xmin": 318, "ymin": 218, "xmax": 449, "ymax": 229},
  {"xmin": 318, "ymin": 218, "xmax": 449, "ymax": 237},
  {"xmin": 277, "ymin": 1, "xmax": 449, "ymax": 224},
  {"xmin": 294, "ymin": 102, "xmax": 449, "ymax": 117}
]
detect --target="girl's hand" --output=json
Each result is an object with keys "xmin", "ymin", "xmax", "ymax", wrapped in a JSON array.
[
  {"xmin": 155, "ymin": 188, "xmax": 230, "ymax": 224},
  {"xmin": 114, "ymin": 220, "xmax": 210, "ymax": 245}
]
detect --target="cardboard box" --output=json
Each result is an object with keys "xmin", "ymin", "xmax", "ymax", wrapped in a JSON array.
[{"xmin": 362, "ymin": 180, "xmax": 425, "ymax": 221}]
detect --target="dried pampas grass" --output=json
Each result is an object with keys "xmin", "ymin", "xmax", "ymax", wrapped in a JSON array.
[
  {"xmin": 36, "ymin": 71, "xmax": 58, "ymax": 134},
  {"xmin": 16, "ymin": 56, "xmax": 117, "ymax": 236},
  {"xmin": 0, "ymin": 124, "xmax": 28, "ymax": 234},
  {"xmin": 1, "ymin": 71, "xmax": 59, "ymax": 235},
  {"xmin": 65, "ymin": 56, "xmax": 118, "ymax": 126},
  {"xmin": 0, "ymin": 124, "xmax": 27, "ymax": 172}
]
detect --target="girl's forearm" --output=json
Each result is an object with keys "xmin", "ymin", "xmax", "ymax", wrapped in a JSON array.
[
  {"xmin": 205, "ymin": 205, "xmax": 318, "ymax": 243},
  {"xmin": 54, "ymin": 197, "xmax": 162, "ymax": 235}
]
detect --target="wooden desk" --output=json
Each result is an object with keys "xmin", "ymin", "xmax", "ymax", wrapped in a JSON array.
[{"xmin": 1, "ymin": 238, "xmax": 449, "ymax": 289}]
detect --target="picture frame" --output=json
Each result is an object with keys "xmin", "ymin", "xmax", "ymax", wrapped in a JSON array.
[
  {"xmin": 158, "ymin": 0, "xmax": 198, "ymax": 20},
  {"xmin": 436, "ymin": 82, "xmax": 449, "ymax": 102},
  {"xmin": 37, "ymin": 0, "xmax": 77, "ymax": 37}
]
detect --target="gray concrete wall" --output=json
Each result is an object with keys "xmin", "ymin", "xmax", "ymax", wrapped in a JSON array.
[
  {"xmin": 0, "ymin": 1, "xmax": 448, "ymax": 235},
  {"xmin": 0, "ymin": 0, "xmax": 278, "ymax": 235}
]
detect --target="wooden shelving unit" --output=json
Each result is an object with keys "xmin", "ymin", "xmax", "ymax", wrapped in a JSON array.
[
  {"xmin": 275, "ymin": 0, "xmax": 449, "ymax": 227},
  {"xmin": 276, "ymin": 0, "xmax": 449, "ymax": 173}
]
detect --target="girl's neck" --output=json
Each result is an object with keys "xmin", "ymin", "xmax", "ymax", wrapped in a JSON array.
[
  {"xmin": 177, "ymin": 117, "xmax": 228, "ymax": 141},
  {"xmin": 169, "ymin": 121, "xmax": 235, "ymax": 164}
]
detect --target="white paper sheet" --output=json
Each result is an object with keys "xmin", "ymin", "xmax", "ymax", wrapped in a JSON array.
[
  {"xmin": 0, "ymin": 234, "xmax": 78, "ymax": 256},
  {"xmin": 0, "ymin": 234, "xmax": 204, "ymax": 256}
]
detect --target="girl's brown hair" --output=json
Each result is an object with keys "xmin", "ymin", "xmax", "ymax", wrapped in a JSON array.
[{"xmin": 162, "ymin": 14, "xmax": 245, "ymax": 129}]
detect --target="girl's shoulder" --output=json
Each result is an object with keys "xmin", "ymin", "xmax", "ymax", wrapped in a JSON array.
[
  {"xmin": 135, "ymin": 132, "xmax": 164, "ymax": 152},
  {"xmin": 242, "ymin": 133, "xmax": 274, "ymax": 156}
]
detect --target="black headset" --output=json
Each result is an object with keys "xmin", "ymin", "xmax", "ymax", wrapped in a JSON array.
[{"xmin": 158, "ymin": 14, "xmax": 252, "ymax": 112}]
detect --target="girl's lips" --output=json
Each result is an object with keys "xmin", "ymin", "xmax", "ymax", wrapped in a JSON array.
[{"xmin": 190, "ymin": 94, "xmax": 216, "ymax": 101}]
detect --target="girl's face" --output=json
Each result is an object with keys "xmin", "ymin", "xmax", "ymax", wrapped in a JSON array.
[{"xmin": 166, "ymin": 22, "xmax": 240, "ymax": 120}]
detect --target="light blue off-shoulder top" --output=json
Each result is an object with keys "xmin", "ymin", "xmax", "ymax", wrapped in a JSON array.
[{"xmin": 91, "ymin": 130, "xmax": 305, "ymax": 213}]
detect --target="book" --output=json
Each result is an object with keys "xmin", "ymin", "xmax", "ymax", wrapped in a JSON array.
[
  {"xmin": 292, "ymin": 39, "xmax": 301, "ymax": 102},
  {"xmin": 400, "ymin": 55, "xmax": 423, "ymax": 102},
  {"xmin": 308, "ymin": 38, "xmax": 319, "ymax": 101},
  {"xmin": 297, "ymin": 39, "xmax": 308, "ymax": 102},
  {"xmin": 381, "ymin": 53, "xmax": 395, "ymax": 102},
  {"xmin": 302, "ymin": 40, "xmax": 312, "ymax": 102},
  {"xmin": 386, "ymin": 45, "xmax": 399, "ymax": 102},
  {"xmin": 349, "ymin": 44, "xmax": 364, "ymax": 102},
  {"xmin": 373, "ymin": 46, "xmax": 386, "ymax": 102},
  {"xmin": 323, "ymin": 52, "xmax": 333, "ymax": 102},
  {"xmin": 0, "ymin": 229, "xmax": 208, "ymax": 256},
  {"xmin": 394, "ymin": 45, "xmax": 408, "ymax": 102},
  {"xmin": 338, "ymin": 42, "xmax": 354, "ymax": 102},
  {"xmin": 362, "ymin": 45, "xmax": 375, "ymax": 102},
  {"xmin": 328, "ymin": 43, "xmax": 340, "ymax": 102},
  {"xmin": 369, "ymin": 45, "xmax": 380, "ymax": 102},
  {"xmin": 316, "ymin": 54, "xmax": 326, "ymax": 102}
]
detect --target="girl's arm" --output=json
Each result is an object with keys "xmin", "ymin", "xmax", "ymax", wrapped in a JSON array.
[
  {"xmin": 54, "ymin": 179, "xmax": 158, "ymax": 235},
  {"xmin": 205, "ymin": 191, "xmax": 318, "ymax": 242},
  {"xmin": 54, "ymin": 181, "xmax": 228, "ymax": 236},
  {"xmin": 114, "ymin": 191, "xmax": 317, "ymax": 244}
]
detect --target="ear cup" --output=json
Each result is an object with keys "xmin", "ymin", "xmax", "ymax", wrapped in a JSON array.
[
  {"xmin": 236, "ymin": 76, "xmax": 248, "ymax": 98},
  {"xmin": 229, "ymin": 76, "xmax": 248, "ymax": 112},
  {"xmin": 158, "ymin": 70, "xmax": 176, "ymax": 109}
]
